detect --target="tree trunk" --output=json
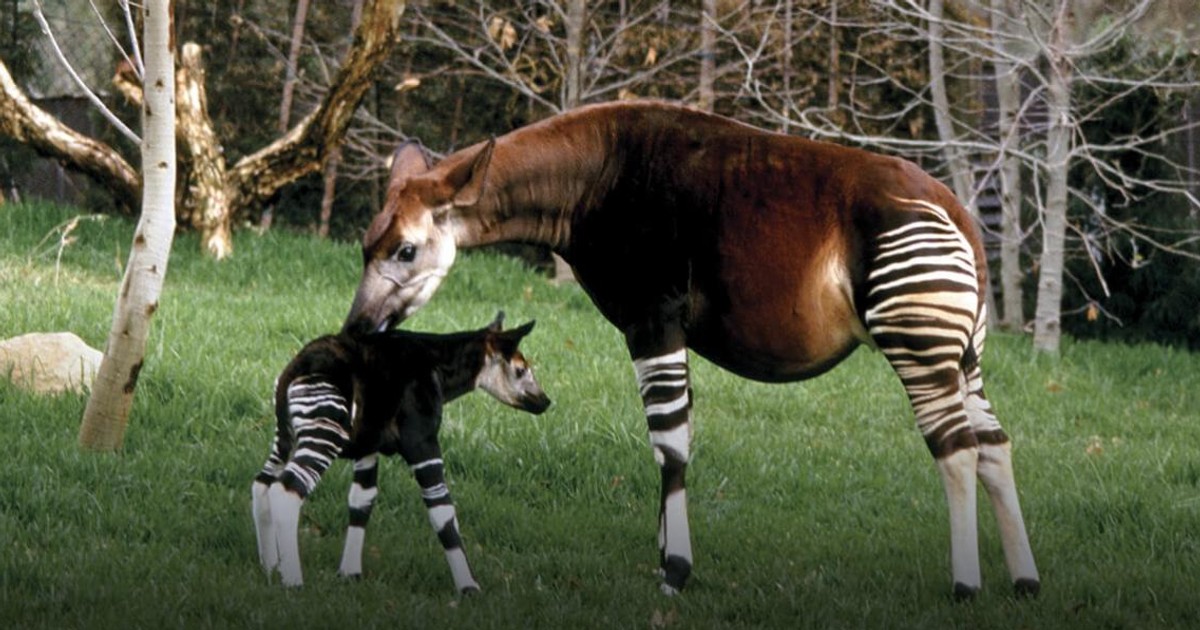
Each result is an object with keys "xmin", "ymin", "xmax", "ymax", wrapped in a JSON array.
[
  {"xmin": 992, "ymin": 0, "xmax": 1025, "ymax": 331},
  {"xmin": 698, "ymin": 0, "xmax": 716, "ymax": 112},
  {"xmin": 928, "ymin": 0, "xmax": 996, "ymax": 326},
  {"xmin": 550, "ymin": 0, "xmax": 587, "ymax": 283},
  {"xmin": 780, "ymin": 0, "xmax": 793, "ymax": 133},
  {"xmin": 177, "ymin": 43, "xmax": 232, "ymax": 258},
  {"xmin": 318, "ymin": 146, "xmax": 339, "ymax": 238},
  {"xmin": 279, "ymin": 0, "xmax": 312, "ymax": 133},
  {"xmin": 0, "ymin": 60, "xmax": 139, "ymax": 212},
  {"xmin": 564, "ymin": 0, "xmax": 585, "ymax": 109},
  {"xmin": 223, "ymin": 0, "xmax": 406, "ymax": 218},
  {"xmin": 79, "ymin": 0, "xmax": 177, "ymax": 451},
  {"xmin": 827, "ymin": 0, "xmax": 839, "ymax": 113},
  {"xmin": 3, "ymin": 0, "xmax": 405, "ymax": 257},
  {"xmin": 1033, "ymin": 4, "xmax": 1073, "ymax": 354},
  {"xmin": 928, "ymin": 0, "xmax": 976, "ymax": 213}
]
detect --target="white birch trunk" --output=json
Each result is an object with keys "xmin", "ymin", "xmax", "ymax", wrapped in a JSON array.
[
  {"xmin": 992, "ymin": 0, "xmax": 1025, "ymax": 331},
  {"xmin": 564, "ymin": 0, "xmax": 585, "ymax": 109},
  {"xmin": 551, "ymin": 0, "xmax": 586, "ymax": 284},
  {"xmin": 279, "ymin": 0, "xmax": 312, "ymax": 133},
  {"xmin": 929, "ymin": 0, "xmax": 995, "ymax": 326},
  {"xmin": 928, "ymin": 0, "xmax": 976, "ymax": 214},
  {"xmin": 1032, "ymin": 4, "xmax": 1072, "ymax": 354},
  {"xmin": 79, "ymin": 0, "xmax": 176, "ymax": 450}
]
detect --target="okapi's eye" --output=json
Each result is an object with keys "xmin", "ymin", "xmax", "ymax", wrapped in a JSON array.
[
  {"xmin": 394, "ymin": 242, "xmax": 417, "ymax": 262},
  {"xmin": 514, "ymin": 365, "xmax": 528, "ymax": 379}
]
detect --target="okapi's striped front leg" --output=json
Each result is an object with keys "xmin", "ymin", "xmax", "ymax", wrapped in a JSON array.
[
  {"xmin": 631, "ymin": 346, "xmax": 693, "ymax": 595},
  {"xmin": 338, "ymin": 453, "xmax": 380, "ymax": 579},
  {"xmin": 403, "ymin": 448, "xmax": 480, "ymax": 594},
  {"xmin": 268, "ymin": 377, "xmax": 352, "ymax": 587}
]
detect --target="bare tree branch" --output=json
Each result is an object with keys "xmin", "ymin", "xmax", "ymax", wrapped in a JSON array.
[
  {"xmin": 0, "ymin": 59, "xmax": 139, "ymax": 211},
  {"xmin": 30, "ymin": 0, "xmax": 140, "ymax": 144}
]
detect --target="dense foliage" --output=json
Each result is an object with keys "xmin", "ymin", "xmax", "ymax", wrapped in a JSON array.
[{"xmin": 1060, "ymin": 37, "xmax": 1200, "ymax": 349}]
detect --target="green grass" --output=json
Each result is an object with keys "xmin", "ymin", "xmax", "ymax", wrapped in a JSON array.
[{"xmin": 2, "ymin": 201, "xmax": 1198, "ymax": 629}]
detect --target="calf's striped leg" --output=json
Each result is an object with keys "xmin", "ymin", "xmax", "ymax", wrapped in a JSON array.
[
  {"xmin": 252, "ymin": 430, "xmax": 291, "ymax": 574},
  {"xmin": 269, "ymin": 377, "xmax": 351, "ymax": 587},
  {"xmin": 961, "ymin": 320, "xmax": 1040, "ymax": 596},
  {"xmin": 631, "ymin": 347, "xmax": 693, "ymax": 595},
  {"xmin": 338, "ymin": 453, "xmax": 380, "ymax": 579},
  {"xmin": 406, "ymin": 454, "xmax": 479, "ymax": 594}
]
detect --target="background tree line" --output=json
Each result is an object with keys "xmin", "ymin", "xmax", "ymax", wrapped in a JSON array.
[{"xmin": 1, "ymin": 0, "xmax": 1197, "ymax": 352}]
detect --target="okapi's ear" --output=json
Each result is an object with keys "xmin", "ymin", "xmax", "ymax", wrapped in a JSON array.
[
  {"xmin": 387, "ymin": 140, "xmax": 432, "ymax": 190},
  {"xmin": 452, "ymin": 138, "xmax": 496, "ymax": 207},
  {"xmin": 508, "ymin": 320, "xmax": 536, "ymax": 341},
  {"xmin": 487, "ymin": 310, "xmax": 506, "ymax": 332},
  {"xmin": 489, "ymin": 320, "xmax": 535, "ymax": 356}
]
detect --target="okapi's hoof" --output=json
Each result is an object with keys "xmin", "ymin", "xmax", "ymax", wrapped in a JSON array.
[
  {"xmin": 459, "ymin": 585, "xmax": 481, "ymax": 597},
  {"xmin": 339, "ymin": 572, "xmax": 363, "ymax": 582},
  {"xmin": 1013, "ymin": 578, "xmax": 1041, "ymax": 599},
  {"xmin": 952, "ymin": 582, "xmax": 980, "ymax": 602},
  {"xmin": 661, "ymin": 554, "xmax": 691, "ymax": 596}
]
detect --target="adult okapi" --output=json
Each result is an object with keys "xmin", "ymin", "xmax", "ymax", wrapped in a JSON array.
[{"xmin": 343, "ymin": 100, "xmax": 1040, "ymax": 599}]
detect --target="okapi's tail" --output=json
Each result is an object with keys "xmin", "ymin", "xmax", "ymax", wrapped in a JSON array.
[
  {"xmin": 961, "ymin": 301, "xmax": 987, "ymax": 374},
  {"xmin": 271, "ymin": 375, "xmax": 295, "ymax": 460},
  {"xmin": 961, "ymin": 224, "xmax": 990, "ymax": 376}
]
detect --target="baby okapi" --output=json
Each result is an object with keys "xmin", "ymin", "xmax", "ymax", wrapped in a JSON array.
[{"xmin": 251, "ymin": 312, "xmax": 550, "ymax": 593}]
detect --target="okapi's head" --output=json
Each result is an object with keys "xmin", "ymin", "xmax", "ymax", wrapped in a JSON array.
[
  {"xmin": 344, "ymin": 140, "xmax": 496, "ymax": 335},
  {"xmin": 478, "ymin": 312, "xmax": 551, "ymax": 415}
]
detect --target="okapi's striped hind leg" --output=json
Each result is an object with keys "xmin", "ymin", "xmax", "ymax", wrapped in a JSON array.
[
  {"xmin": 630, "ymin": 346, "xmax": 693, "ymax": 595},
  {"xmin": 961, "ymin": 317, "xmax": 1041, "ymax": 597},
  {"xmin": 268, "ymin": 377, "xmax": 352, "ymax": 587},
  {"xmin": 880, "ymin": 344, "xmax": 984, "ymax": 599},
  {"xmin": 338, "ymin": 454, "xmax": 380, "ymax": 579},
  {"xmin": 864, "ymin": 205, "xmax": 993, "ymax": 598}
]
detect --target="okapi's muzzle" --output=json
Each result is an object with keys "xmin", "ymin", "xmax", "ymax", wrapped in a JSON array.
[
  {"xmin": 343, "ymin": 270, "xmax": 399, "ymax": 336},
  {"xmin": 515, "ymin": 388, "xmax": 552, "ymax": 415},
  {"xmin": 483, "ymin": 356, "xmax": 551, "ymax": 416},
  {"xmin": 478, "ymin": 316, "xmax": 551, "ymax": 416},
  {"xmin": 342, "ymin": 244, "xmax": 455, "ymax": 336}
]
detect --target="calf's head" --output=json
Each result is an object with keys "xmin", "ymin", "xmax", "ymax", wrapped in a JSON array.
[
  {"xmin": 344, "ymin": 140, "xmax": 495, "ymax": 335},
  {"xmin": 478, "ymin": 313, "xmax": 551, "ymax": 415}
]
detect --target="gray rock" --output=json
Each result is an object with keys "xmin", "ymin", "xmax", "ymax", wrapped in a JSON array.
[{"xmin": 0, "ymin": 332, "xmax": 103, "ymax": 394}]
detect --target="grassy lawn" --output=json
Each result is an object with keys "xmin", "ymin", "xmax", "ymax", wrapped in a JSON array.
[{"xmin": 1, "ymin": 202, "xmax": 1198, "ymax": 629}]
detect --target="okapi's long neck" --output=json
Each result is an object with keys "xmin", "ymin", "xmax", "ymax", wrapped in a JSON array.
[
  {"xmin": 447, "ymin": 118, "xmax": 618, "ymax": 251},
  {"xmin": 429, "ymin": 335, "xmax": 489, "ymax": 403}
]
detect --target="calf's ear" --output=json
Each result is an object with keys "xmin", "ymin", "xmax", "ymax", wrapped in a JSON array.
[
  {"xmin": 489, "ymin": 321, "xmax": 536, "ymax": 357},
  {"xmin": 487, "ymin": 311, "xmax": 506, "ymax": 332},
  {"xmin": 510, "ymin": 320, "xmax": 536, "ymax": 340}
]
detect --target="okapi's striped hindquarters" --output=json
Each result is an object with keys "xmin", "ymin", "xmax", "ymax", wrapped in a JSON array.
[
  {"xmin": 863, "ymin": 198, "xmax": 1038, "ymax": 598},
  {"xmin": 343, "ymin": 100, "xmax": 1040, "ymax": 598}
]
